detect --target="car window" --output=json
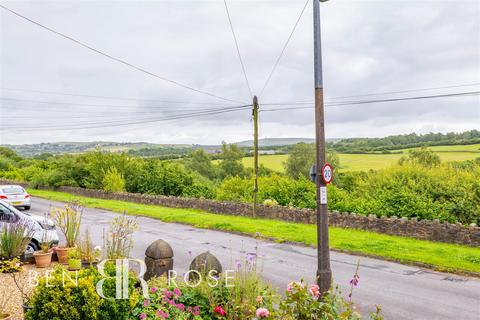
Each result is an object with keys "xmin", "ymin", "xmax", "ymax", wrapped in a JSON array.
[
  {"xmin": 1, "ymin": 187, "xmax": 25, "ymax": 194},
  {"xmin": 0, "ymin": 203, "xmax": 16, "ymax": 222}
]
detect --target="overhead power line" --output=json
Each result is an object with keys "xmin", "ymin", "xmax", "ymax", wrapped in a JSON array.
[
  {"xmin": 0, "ymin": 4, "xmax": 242, "ymax": 104},
  {"xmin": 0, "ymin": 97, "xmax": 242, "ymax": 110},
  {"xmin": 261, "ymin": 90, "xmax": 480, "ymax": 112},
  {"xmin": 262, "ymin": 82, "xmax": 480, "ymax": 105},
  {"xmin": 0, "ymin": 87, "xmax": 234, "ymax": 105},
  {"xmin": 259, "ymin": 0, "xmax": 309, "ymax": 97},
  {"xmin": 327, "ymin": 82, "xmax": 480, "ymax": 101},
  {"xmin": 223, "ymin": 0, "xmax": 253, "ymax": 97},
  {"xmin": 1, "ymin": 104, "xmax": 253, "ymax": 131}
]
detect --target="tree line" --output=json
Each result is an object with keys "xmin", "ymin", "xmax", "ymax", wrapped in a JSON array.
[{"xmin": 0, "ymin": 142, "xmax": 478, "ymax": 225}]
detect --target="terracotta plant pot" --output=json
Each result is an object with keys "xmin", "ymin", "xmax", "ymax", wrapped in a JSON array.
[
  {"xmin": 68, "ymin": 258, "xmax": 82, "ymax": 271},
  {"xmin": 55, "ymin": 247, "xmax": 71, "ymax": 264},
  {"xmin": 0, "ymin": 313, "xmax": 13, "ymax": 320},
  {"xmin": 33, "ymin": 250, "xmax": 53, "ymax": 268}
]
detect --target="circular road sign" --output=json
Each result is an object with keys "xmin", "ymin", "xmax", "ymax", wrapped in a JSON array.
[{"xmin": 322, "ymin": 163, "xmax": 333, "ymax": 184}]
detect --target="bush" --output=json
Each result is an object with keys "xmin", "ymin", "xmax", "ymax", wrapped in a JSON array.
[
  {"xmin": 216, "ymin": 175, "xmax": 316, "ymax": 208},
  {"xmin": 0, "ymin": 219, "xmax": 35, "ymax": 259},
  {"xmin": 102, "ymin": 167, "xmax": 126, "ymax": 192},
  {"xmin": 330, "ymin": 162, "xmax": 480, "ymax": 224},
  {"xmin": 133, "ymin": 161, "xmax": 193, "ymax": 197},
  {"xmin": 25, "ymin": 265, "xmax": 139, "ymax": 320},
  {"xmin": 182, "ymin": 174, "xmax": 216, "ymax": 199},
  {"xmin": 133, "ymin": 273, "xmax": 382, "ymax": 320}
]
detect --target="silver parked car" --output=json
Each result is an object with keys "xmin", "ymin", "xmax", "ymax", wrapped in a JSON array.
[
  {"xmin": 0, "ymin": 185, "xmax": 31, "ymax": 210},
  {"xmin": 0, "ymin": 199, "xmax": 59, "ymax": 254}
]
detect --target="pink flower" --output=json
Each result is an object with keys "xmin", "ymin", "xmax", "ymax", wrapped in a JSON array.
[
  {"xmin": 256, "ymin": 308, "xmax": 270, "ymax": 318},
  {"xmin": 287, "ymin": 282, "xmax": 294, "ymax": 292},
  {"xmin": 151, "ymin": 287, "xmax": 158, "ymax": 293},
  {"xmin": 192, "ymin": 306, "xmax": 200, "ymax": 316},
  {"xmin": 173, "ymin": 287, "xmax": 182, "ymax": 297},
  {"xmin": 155, "ymin": 309, "xmax": 169, "ymax": 318},
  {"xmin": 139, "ymin": 313, "xmax": 146, "ymax": 320},
  {"xmin": 214, "ymin": 306, "xmax": 226, "ymax": 317},
  {"xmin": 143, "ymin": 299, "xmax": 150, "ymax": 307},
  {"xmin": 309, "ymin": 284, "xmax": 320, "ymax": 299},
  {"xmin": 256, "ymin": 295, "xmax": 263, "ymax": 303},
  {"xmin": 287, "ymin": 281, "xmax": 303, "ymax": 292},
  {"xmin": 176, "ymin": 303, "xmax": 185, "ymax": 311}
]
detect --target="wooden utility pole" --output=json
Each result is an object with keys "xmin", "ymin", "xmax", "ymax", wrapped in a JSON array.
[
  {"xmin": 313, "ymin": 0, "xmax": 332, "ymax": 294},
  {"xmin": 253, "ymin": 95, "xmax": 259, "ymax": 218}
]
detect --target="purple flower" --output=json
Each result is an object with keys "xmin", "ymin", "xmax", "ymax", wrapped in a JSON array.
[
  {"xmin": 246, "ymin": 252, "xmax": 256, "ymax": 262},
  {"xmin": 349, "ymin": 274, "xmax": 360, "ymax": 287}
]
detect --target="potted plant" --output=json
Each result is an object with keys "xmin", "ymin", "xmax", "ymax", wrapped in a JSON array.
[
  {"xmin": 0, "ymin": 219, "xmax": 35, "ymax": 267},
  {"xmin": 33, "ymin": 232, "xmax": 53, "ymax": 268},
  {"xmin": 78, "ymin": 230, "xmax": 101, "ymax": 268},
  {"xmin": 67, "ymin": 248, "xmax": 82, "ymax": 271},
  {"xmin": 52, "ymin": 204, "xmax": 82, "ymax": 264}
]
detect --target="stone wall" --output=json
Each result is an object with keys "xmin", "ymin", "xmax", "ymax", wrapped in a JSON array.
[{"xmin": 2, "ymin": 180, "xmax": 479, "ymax": 246}]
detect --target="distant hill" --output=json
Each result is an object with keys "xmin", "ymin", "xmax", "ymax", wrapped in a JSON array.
[
  {"xmin": 1, "ymin": 141, "xmax": 174, "ymax": 157},
  {"xmin": 1, "ymin": 138, "xmax": 330, "ymax": 157},
  {"xmin": 4, "ymin": 130, "xmax": 478, "ymax": 157},
  {"xmin": 236, "ymin": 138, "xmax": 318, "ymax": 147}
]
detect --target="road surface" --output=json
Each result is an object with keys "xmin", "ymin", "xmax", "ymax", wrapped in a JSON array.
[{"xmin": 30, "ymin": 197, "xmax": 480, "ymax": 320}]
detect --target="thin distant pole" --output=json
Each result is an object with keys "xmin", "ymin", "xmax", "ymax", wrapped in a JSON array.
[{"xmin": 253, "ymin": 96, "xmax": 259, "ymax": 218}]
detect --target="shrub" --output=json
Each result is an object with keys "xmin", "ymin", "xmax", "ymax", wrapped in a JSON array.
[
  {"xmin": 216, "ymin": 175, "xmax": 316, "ymax": 208},
  {"xmin": 51, "ymin": 203, "xmax": 83, "ymax": 248},
  {"xmin": 138, "ymin": 269, "xmax": 278, "ymax": 320},
  {"xmin": 102, "ymin": 167, "xmax": 126, "ymax": 193},
  {"xmin": 278, "ymin": 280, "xmax": 382, "ymax": 320},
  {"xmin": 135, "ymin": 274, "xmax": 382, "ymax": 320},
  {"xmin": 182, "ymin": 174, "xmax": 216, "ymax": 199},
  {"xmin": 134, "ymin": 161, "xmax": 193, "ymax": 196},
  {"xmin": 0, "ymin": 218, "xmax": 35, "ymax": 259},
  {"xmin": 25, "ymin": 265, "xmax": 139, "ymax": 320},
  {"xmin": 104, "ymin": 214, "xmax": 138, "ymax": 259}
]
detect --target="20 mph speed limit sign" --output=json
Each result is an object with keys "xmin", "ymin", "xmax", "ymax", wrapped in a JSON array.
[{"xmin": 321, "ymin": 163, "xmax": 333, "ymax": 184}]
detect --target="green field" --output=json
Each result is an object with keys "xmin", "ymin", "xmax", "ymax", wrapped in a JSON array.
[
  {"xmin": 29, "ymin": 189, "xmax": 480, "ymax": 274},
  {"xmin": 238, "ymin": 144, "xmax": 480, "ymax": 172}
]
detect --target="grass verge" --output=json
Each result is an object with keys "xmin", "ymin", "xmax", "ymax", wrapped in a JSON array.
[{"xmin": 29, "ymin": 188, "xmax": 480, "ymax": 275}]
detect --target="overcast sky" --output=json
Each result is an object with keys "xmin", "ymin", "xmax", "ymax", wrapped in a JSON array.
[{"xmin": 0, "ymin": 0, "xmax": 479, "ymax": 145}]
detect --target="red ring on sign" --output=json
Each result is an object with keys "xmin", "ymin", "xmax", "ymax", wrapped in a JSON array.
[{"xmin": 322, "ymin": 163, "xmax": 333, "ymax": 184}]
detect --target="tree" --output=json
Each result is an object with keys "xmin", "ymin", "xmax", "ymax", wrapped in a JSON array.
[
  {"xmin": 218, "ymin": 142, "xmax": 246, "ymax": 178},
  {"xmin": 0, "ymin": 147, "xmax": 22, "ymax": 162},
  {"xmin": 284, "ymin": 143, "xmax": 315, "ymax": 179},
  {"xmin": 398, "ymin": 147, "xmax": 441, "ymax": 167},
  {"xmin": 184, "ymin": 149, "xmax": 217, "ymax": 180},
  {"xmin": 285, "ymin": 143, "xmax": 340, "ymax": 180}
]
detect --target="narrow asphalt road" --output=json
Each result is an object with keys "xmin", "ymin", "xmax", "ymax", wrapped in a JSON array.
[{"xmin": 30, "ymin": 197, "xmax": 480, "ymax": 320}]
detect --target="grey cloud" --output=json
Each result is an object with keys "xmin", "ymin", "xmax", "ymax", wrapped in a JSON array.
[{"xmin": 0, "ymin": 0, "xmax": 479, "ymax": 145}]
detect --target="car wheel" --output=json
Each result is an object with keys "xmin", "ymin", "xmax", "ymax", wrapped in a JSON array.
[
  {"xmin": 25, "ymin": 241, "xmax": 38, "ymax": 255},
  {"xmin": 24, "ymin": 206, "xmax": 31, "ymax": 210}
]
